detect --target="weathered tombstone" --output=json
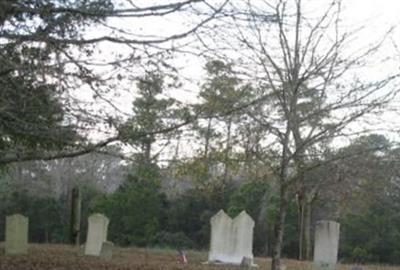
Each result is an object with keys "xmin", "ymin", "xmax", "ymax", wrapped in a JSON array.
[
  {"xmin": 5, "ymin": 214, "xmax": 28, "ymax": 255},
  {"xmin": 313, "ymin": 220, "xmax": 340, "ymax": 270},
  {"xmin": 208, "ymin": 210, "xmax": 256, "ymax": 266},
  {"xmin": 208, "ymin": 210, "xmax": 232, "ymax": 263},
  {"xmin": 232, "ymin": 211, "xmax": 255, "ymax": 264},
  {"xmin": 84, "ymin": 213, "xmax": 109, "ymax": 256},
  {"xmin": 100, "ymin": 241, "xmax": 114, "ymax": 259}
]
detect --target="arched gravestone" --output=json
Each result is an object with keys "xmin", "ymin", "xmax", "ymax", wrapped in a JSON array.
[
  {"xmin": 208, "ymin": 210, "xmax": 255, "ymax": 265},
  {"xmin": 5, "ymin": 214, "xmax": 28, "ymax": 255},
  {"xmin": 313, "ymin": 220, "xmax": 340, "ymax": 270},
  {"xmin": 84, "ymin": 213, "xmax": 109, "ymax": 256},
  {"xmin": 232, "ymin": 211, "xmax": 255, "ymax": 262},
  {"xmin": 209, "ymin": 210, "xmax": 232, "ymax": 262}
]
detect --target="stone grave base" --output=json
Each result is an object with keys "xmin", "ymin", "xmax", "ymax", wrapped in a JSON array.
[
  {"xmin": 100, "ymin": 241, "xmax": 113, "ymax": 259},
  {"xmin": 203, "ymin": 259, "xmax": 258, "ymax": 269},
  {"xmin": 313, "ymin": 261, "xmax": 337, "ymax": 270}
]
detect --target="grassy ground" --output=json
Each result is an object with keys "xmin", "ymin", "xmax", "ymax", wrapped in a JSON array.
[{"xmin": 0, "ymin": 244, "xmax": 399, "ymax": 270}]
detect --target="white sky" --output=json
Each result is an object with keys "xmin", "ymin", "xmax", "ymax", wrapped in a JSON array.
[
  {"xmin": 339, "ymin": 0, "xmax": 400, "ymax": 142},
  {"xmin": 79, "ymin": 0, "xmax": 400, "ymax": 154},
  {"xmin": 343, "ymin": 0, "xmax": 400, "ymax": 26}
]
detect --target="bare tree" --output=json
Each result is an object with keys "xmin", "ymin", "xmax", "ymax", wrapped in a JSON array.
[{"xmin": 206, "ymin": 0, "xmax": 400, "ymax": 269}]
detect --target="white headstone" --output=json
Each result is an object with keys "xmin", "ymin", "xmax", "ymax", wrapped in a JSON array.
[
  {"xmin": 209, "ymin": 210, "xmax": 232, "ymax": 263},
  {"xmin": 232, "ymin": 211, "xmax": 255, "ymax": 263},
  {"xmin": 84, "ymin": 213, "xmax": 109, "ymax": 256},
  {"xmin": 313, "ymin": 220, "xmax": 340, "ymax": 270},
  {"xmin": 208, "ymin": 210, "xmax": 255, "ymax": 265},
  {"xmin": 5, "ymin": 214, "xmax": 29, "ymax": 255}
]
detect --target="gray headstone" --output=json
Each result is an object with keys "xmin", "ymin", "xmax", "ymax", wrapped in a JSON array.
[
  {"xmin": 100, "ymin": 241, "xmax": 113, "ymax": 259},
  {"xmin": 84, "ymin": 213, "xmax": 109, "ymax": 256},
  {"xmin": 313, "ymin": 220, "xmax": 340, "ymax": 270},
  {"xmin": 5, "ymin": 214, "xmax": 28, "ymax": 255},
  {"xmin": 208, "ymin": 210, "xmax": 256, "ymax": 265}
]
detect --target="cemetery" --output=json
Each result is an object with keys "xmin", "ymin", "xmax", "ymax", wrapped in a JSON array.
[
  {"xmin": 0, "ymin": 210, "xmax": 392, "ymax": 270},
  {"xmin": 2, "ymin": 0, "xmax": 400, "ymax": 270},
  {"xmin": 0, "ymin": 243, "xmax": 351, "ymax": 270}
]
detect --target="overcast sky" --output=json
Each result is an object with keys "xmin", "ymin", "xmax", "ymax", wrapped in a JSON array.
[
  {"xmin": 341, "ymin": 0, "xmax": 400, "ymax": 140},
  {"xmin": 344, "ymin": 0, "xmax": 400, "ymax": 26},
  {"xmin": 83, "ymin": 0, "xmax": 400, "ymax": 150}
]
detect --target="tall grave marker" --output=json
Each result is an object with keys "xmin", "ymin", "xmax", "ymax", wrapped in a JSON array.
[
  {"xmin": 5, "ymin": 214, "xmax": 29, "ymax": 255},
  {"xmin": 313, "ymin": 220, "xmax": 340, "ymax": 270},
  {"xmin": 208, "ymin": 210, "xmax": 255, "ymax": 265},
  {"xmin": 84, "ymin": 213, "xmax": 109, "ymax": 256}
]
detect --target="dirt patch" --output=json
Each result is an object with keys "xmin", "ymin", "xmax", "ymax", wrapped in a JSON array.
[
  {"xmin": 0, "ymin": 244, "xmax": 256, "ymax": 270},
  {"xmin": 0, "ymin": 244, "xmax": 398, "ymax": 270}
]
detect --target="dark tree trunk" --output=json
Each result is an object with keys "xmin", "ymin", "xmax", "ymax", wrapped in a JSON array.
[
  {"xmin": 304, "ymin": 201, "xmax": 312, "ymax": 260},
  {"xmin": 298, "ymin": 196, "xmax": 305, "ymax": 260},
  {"xmin": 70, "ymin": 187, "xmax": 81, "ymax": 246},
  {"xmin": 223, "ymin": 117, "xmax": 232, "ymax": 184},
  {"xmin": 204, "ymin": 118, "xmax": 212, "ymax": 158}
]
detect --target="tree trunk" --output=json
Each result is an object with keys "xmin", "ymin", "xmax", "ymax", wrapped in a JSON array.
[
  {"xmin": 70, "ymin": 187, "xmax": 81, "ymax": 246},
  {"xmin": 223, "ymin": 117, "xmax": 232, "ymax": 182},
  {"xmin": 304, "ymin": 201, "xmax": 312, "ymax": 260},
  {"xmin": 222, "ymin": 117, "xmax": 232, "ymax": 201},
  {"xmin": 271, "ymin": 187, "xmax": 289, "ymax": 270},
  {"xmin": 271, "ymin": 124, "xmax": 291, "ymax": 270},
  {"xmin": 144, "ymin": 141, "xmax": 152, "ymax": 163},
  {"xmin": 298, "ymin": 196, "xmax": 305, "ymax": 260},
  {"xmin": 258, "ymin": 190, "xmax": 270, "ymax": 256},
  {"xmin": 298, "ymin": 191, "xmax": 315, "ymax": 261},
  {"xmin": 204, "ymin": 118, "xmax": 212, "ymax": 158}
]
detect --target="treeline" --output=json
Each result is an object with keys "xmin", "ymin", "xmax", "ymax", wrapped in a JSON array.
[{"xmin": 1, "ymin": 134, "xmax": 400, "ymax": 264}]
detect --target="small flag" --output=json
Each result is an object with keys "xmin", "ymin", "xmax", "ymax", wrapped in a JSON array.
[{"xmin": 178, "ymin": 249, "xmax": 188, "ymax": 264}]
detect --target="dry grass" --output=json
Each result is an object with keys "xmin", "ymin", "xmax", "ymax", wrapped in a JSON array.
[{"xmin": 0, "ymin": 244, "xmax": 399, "ymax": 270}]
